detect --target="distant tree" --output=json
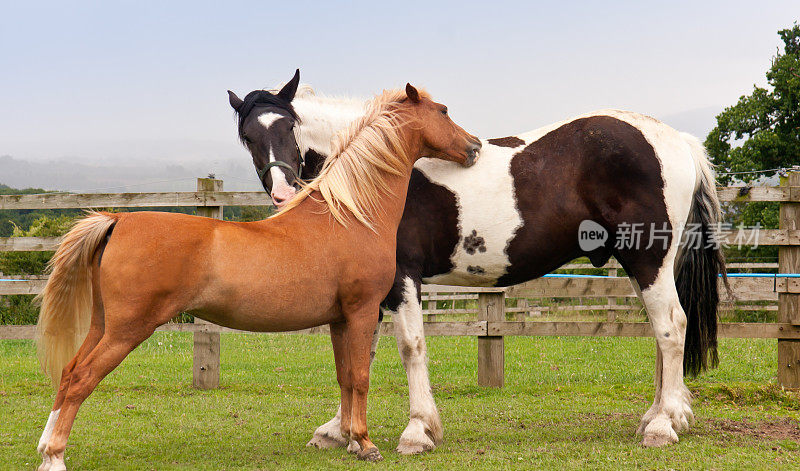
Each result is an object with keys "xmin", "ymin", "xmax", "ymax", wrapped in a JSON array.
[
  {"xmin": 238, "ymin": 205, "xmax": 274, "ymax": 221},
  {"xmin": 705, "ymin": 24, "xmax": 800, "ymax": 263},
  {"xmin": 0, "ymin": 215, "xmax": 75, "ymax": 325},
  {"xmin": 705, "ymin": 24, "xmax": 800, "ymax": 185},
  {"xmin": 0, "ymin": 183, "xmax": 48, "ymax": 195}
]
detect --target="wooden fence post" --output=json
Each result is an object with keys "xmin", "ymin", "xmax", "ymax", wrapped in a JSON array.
[
  {"xmin": 607, "ymin": 267, "xmax": 618, "ymax": 322},
  {"xmin": 193, "ymin": 178, "xmax": 222, "ymax": 390},
  {"xmin": 516, "ymin": 298, "xmax": 530, "ymax": 321},
  {"xmin": 778, "ymin": 171, "xmax": 800, "ymax": 388},
  {"xmin": 478, "ymin": 290, "xmax": 505, "ymax": 387}
]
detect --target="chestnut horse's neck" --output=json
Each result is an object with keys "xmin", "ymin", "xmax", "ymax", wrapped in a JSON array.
[{"xmin": 279, "ymin": 124, "xmax": 422, "ymax": 239}]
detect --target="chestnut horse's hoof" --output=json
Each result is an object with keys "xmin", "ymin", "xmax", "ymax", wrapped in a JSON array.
[{"xmin": 357, "ymin": 447, "xmax": 383, "ymax": 462}]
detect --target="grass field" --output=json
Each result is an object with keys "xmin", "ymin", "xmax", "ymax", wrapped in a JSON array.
[{"xmin": 2, "ymin": 333, "xmax": 800, "ymax": 470}]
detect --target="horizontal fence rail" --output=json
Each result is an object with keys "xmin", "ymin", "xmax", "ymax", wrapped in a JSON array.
[
  {"xmin": 1, "ymin": 277, "xmax": 794, "ymax": 301},
  {"xmin": 2, "ymin": 176, "xmax": 800, "ymax": 389},
  {"xmin": 4, "ymin": 230, "xmax": 798, "ymax": 253},
  {"xmin": 1, "ymin": 183, "xmax": 798, "ymax": 210},
  {"xmin": 0, "ymin": 191, "xmax": 271, "ymax": 210}
]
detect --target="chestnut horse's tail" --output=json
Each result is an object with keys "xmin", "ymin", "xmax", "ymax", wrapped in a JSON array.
[
  {"xmin": 35, "ymin": 211, "xmax": 118, "ymax": 387},
  {"xmin": 676, "ymin": 133, "xmax": 728, "ymax": 377}
]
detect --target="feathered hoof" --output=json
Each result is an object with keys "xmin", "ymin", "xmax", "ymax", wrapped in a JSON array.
[
  {"xmin": 641, "ymin": 434, "xmax": 678, "ymax": 448},
  {"xmin": 306, "ymin": 433, "xmax": 347, "ymax": 449},
  {"xmin": 356, "ymin": 446, "xmax": 383, "ymax": 462},
  {"xmin": 397, "ymin": 417, "xmax": 437, "ymax": 454},
  {"xmin": 641, "ymin": 428, "xmax": 679, "ymax": 448},
  {"xmin": 396, "ymin": 435, "xmax": 435, "ymax": 455}
]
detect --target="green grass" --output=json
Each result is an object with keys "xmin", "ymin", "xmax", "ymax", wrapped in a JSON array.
[{"xmin": 2, "ymin": 334, "xmax": 799, "ymax": 470}]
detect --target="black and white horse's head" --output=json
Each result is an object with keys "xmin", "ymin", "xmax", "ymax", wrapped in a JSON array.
[{"xmin": 228, "ymin": 69, "xmax": 304, "ymax": 207}]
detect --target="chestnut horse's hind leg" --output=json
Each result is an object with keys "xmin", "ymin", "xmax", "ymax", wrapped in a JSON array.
[
  {"xmin": 40, "ymin": 329, "xmax": 154, "ymax": 471},
  {"xmin": 391, "ymin": 276, "xmax": 442, "ymax": 455},
  {"xmin": 37, "ymin": 324, "xmax": 104, "ymax": 461}
]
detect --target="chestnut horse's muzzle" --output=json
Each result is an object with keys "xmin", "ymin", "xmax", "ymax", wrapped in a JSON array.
[{"xmin": 464, "ymin": 140, "xmax": 482, "ymax": 167}]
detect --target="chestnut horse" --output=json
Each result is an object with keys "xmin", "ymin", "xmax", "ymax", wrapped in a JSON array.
[
  {"xmin": 229, "ymin": 71, "xmax": 727, "ymax": 453},
  {"xmin": 34, "ymin": 84, "xmax": 481, "ymax": 470}
]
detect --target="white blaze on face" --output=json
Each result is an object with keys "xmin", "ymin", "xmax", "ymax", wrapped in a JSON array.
[{"xmin": 257, "ymin": 113, "xmax": 297, "ymax": 206}]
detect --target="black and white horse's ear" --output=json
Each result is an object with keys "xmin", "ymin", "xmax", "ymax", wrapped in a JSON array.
[
  {"xmin": 406, "ymin": 83, "xmax": 420, "ymax": 103},
  {"xmin": 277, "ymin": 69, "xmax": 300, "ymax": 101},
  {"xmin": 228, "ymin": 90, "xmax": 244, "ymax": 112}
]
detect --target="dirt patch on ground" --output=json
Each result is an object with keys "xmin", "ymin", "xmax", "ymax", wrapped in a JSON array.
[{"xmin": 708, "ymin": 417, "xmax": 800, "ymax": 441}]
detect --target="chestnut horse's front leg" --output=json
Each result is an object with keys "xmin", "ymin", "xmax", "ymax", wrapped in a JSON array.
[
  {"xmin": 308, "ymin": 317, "xmax": 382, "ymax": 452},
  {"xmin": 335, "ymin": 304, "xmax": 382, "ymax": 461},
  {"xmin": 328, "ymin": 322, "xmax": 353, "ymax": 448}
]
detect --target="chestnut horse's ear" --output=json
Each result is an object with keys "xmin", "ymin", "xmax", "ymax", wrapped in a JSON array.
[
  {"xmin": 228, "ymin": 90, "xmax": 244, "ymax": 112},
  {"xmin": 278, "ymin": 69, "xmax": 300, "ymax": 101},
  {"xmin": 406, "ymin": 83, "xmax": 420, "ymax": 103}
]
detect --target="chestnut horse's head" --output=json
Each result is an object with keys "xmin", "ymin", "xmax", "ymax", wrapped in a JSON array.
[
  {"xmin": 277, "ymin": 86, "xmax": 481, "ymax": 230},
  {"xmin": 402, "ymin": 84, "xmax": 481, "ymax": 167},
  {"xmin": 228, "ymin": 69, "xmax": 303, "ymax": 207}
]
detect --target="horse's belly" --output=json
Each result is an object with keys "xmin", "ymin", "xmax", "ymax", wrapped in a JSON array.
[
  {"xmin": 422, "ymin": 216, "xmax": 520, "ymax": 287},
  {"xmin": 423, "ymin": 255, "xmax": 509, "ymax": 287},
  {"xmin": 190, "ymin": 279, "xmax": 341, "ymax": 332},
  {"xmin": 193, "ymin": 302, "xmax": 341, "ymax": 333}
]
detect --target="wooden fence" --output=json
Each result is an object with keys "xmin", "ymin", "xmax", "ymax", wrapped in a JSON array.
[{"xmin": 2, "ymin": 175, "xmax": 800, "ymax": 389}]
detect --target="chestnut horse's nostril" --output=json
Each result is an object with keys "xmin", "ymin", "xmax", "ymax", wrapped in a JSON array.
[{"xmin": 464, "ymin": 140, "xmax": 481, "ymax": 167}]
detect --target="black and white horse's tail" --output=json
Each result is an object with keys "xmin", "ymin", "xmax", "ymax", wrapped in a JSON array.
[{"xmin": 675, "ymin": 133, "xmax": 728, "ymax": 377}]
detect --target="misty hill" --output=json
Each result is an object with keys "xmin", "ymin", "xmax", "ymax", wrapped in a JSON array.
[{"xmin": 0, "ymin": 155, "xmax": 264, "ymax": 193}]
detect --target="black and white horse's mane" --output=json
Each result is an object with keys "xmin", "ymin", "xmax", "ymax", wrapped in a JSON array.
[{"xmin": 234, "ymin": 90, "xmax": 300, "ymax": 144}]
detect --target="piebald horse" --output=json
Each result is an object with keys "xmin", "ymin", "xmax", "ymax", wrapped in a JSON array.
[
  {"xmin": 229, "ymin": 70, "xmax": 727, "ymax": 454},
  {"xmin": 34, "ymin": 84, "xmax": 481, "ymax": 469}
]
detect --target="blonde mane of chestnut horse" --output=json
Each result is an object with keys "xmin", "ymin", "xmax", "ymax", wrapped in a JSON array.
[
  {"xmin": 32, "ymin": 84, "xmax": 478, "ymax": 469},
  {"xmin": 279, "ymin": 88, "xmax": 430, "ymax": 230}
]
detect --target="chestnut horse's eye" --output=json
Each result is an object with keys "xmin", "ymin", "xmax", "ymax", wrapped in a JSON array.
[{"xmin": 441, "ymin": 108, "xmax": 448, "ymax": 115}]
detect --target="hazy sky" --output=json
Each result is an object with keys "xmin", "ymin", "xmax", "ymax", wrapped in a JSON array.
[{"xmin": 1, "ymin": 1, "xmax": 797, "ymax": 170}]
